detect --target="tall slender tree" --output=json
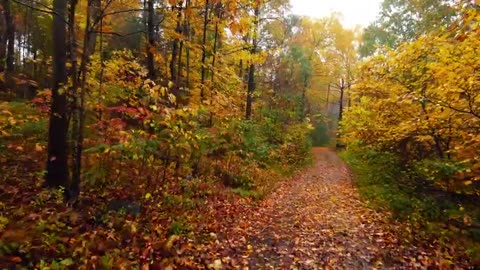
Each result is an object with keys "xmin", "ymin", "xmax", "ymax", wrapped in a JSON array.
[
  {"xmin": 46, "ymin": 0, "xmax": 69, "ymax": 188},
  {"xmin": 146, "ymin": 0, "xmax": 156, "ymax": 79},
  {"xmin": 245, "ymin": 4, "xmax": 259, "ymax": 120},
  {"xmin": 2, "ymin": 0, "xmax": 15, "ymax": 87},
  {"xmin": 200, "ymin": 0, "xmax": 210, "ymax": 99}
]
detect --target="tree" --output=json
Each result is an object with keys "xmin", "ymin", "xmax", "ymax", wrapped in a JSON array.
[
  {"xmin": 245, "ymin": 3, "xmax": 259, "ymax": 120},
  {"xmin": 1, "ymin": 0, "xmax": 15, "ymax": 88},
  {"xmin": 146, "ymin": 0, "xmax": 156, "ymax": 80},
  {"xmin": 45, "ymin": 0, "xmax": 69, "ymax": 188},
  {"xmin": 342, "ymin": 8, "xmax": 480, "ymax": 188},
  {"xmin": 359, "ymin": 0, "xmax": 458, "ymax": 57}
]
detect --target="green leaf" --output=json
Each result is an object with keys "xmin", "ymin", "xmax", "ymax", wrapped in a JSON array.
[{"xmin": 60, "ymin": 258, "xmax": 74, "ymax": 266}]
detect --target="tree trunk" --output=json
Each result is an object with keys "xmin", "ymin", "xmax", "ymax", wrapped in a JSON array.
[
  {"xmin": 185, "ymin": 0, "xmax": 191, "ymax": 89},
  {"xmin": 302, "ymin": 76, "xmax": 308, "ymax": 119},
  {"xmin": 245, "ymin": 62, "xmax": 255, "ymax": 120},
  {"xmin": 211, "ymin": 20, "xmax": 219, "ymax": 81},
  {"xmin": 200, "ymin": 0, "xmax": 209, "ymax": 99},
  {"xmin": 239, "ymin": 60, "xmax": 243, "ymax": 79},
  {"xmin": 146, "ymin": 0, "xmax": 156, "ymax": 80},
  {"xmin": 46, "ymin": 0, "xmax": 69, "ymax": 188},
  {"xmin": 3, "ymin": 0, "xmax": 14, "ymax": 88},
  {"xmin": 177, "ymin": 39, "xmax": 183, "ymax": 86},
  {"xmin": 338, "ymin": 78, "xmax": 345, "ymax": 122},
  {"xmin": 67, "ymin": 0, "xmax": 79, "ymax": 201},
  {"xmin": 245, "ymin": 5, "xmax": 259, "ymax": 120},
  {"xmin": 326, "ymin": 83, "xmax": 330, "ymax": 114},
  {"xmin": 69, "ymin": 0, "xmax": 100, "ymax": 202},
  {"xmin": 0, "ymin": 2, "xmax": 6, "ymax": 75},
  {"xmin": 170, "ymin": 5, "xmax": 181, "ymax": 85}
]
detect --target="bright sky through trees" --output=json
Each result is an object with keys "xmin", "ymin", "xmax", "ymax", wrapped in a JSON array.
[{"xmin": 289, "ymin": 0, "xmax": 383, "ymax": 28}]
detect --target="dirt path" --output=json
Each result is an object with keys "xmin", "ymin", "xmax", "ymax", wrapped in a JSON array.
[{"xmin": 191, "ymin": 148, "xmax": 451, "ymax": 269}]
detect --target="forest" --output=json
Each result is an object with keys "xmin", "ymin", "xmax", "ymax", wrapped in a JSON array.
[{"xmin": 0, "ymin": 0, "xmax": 479, "ymax": 268}]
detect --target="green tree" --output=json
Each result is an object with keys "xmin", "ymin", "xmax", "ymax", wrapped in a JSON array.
[{"xmin": 359, "ymin": 0, "xmax": 458, "ymax": 57}]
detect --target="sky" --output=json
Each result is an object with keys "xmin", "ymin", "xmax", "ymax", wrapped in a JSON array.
[{"xmin": 289, "ymin": 0, "xmax": 383, "ymax": 28}]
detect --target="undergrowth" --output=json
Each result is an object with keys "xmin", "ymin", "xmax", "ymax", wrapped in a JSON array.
[
  {"xmin": 341, "ymin": 146, "xmax": 480, "ymax": 262},
  {"xmin": 0, "ymin": 100, "xmax": 314, "ymax": 268}
]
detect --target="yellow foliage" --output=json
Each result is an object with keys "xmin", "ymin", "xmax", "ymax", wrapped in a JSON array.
[{"xmin": 343, "ymin": 10, "xmax": 480, "ymax": 184}]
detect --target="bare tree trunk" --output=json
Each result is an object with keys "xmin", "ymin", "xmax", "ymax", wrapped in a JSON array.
[{"xmin": 46, "ymin": 0, "xmax": 69, "ymax": 188}]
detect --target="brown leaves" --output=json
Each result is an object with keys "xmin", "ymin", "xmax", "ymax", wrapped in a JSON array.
[{"xmin": 162, "ymin": 148, "xmax": 471, "ymax": 268}]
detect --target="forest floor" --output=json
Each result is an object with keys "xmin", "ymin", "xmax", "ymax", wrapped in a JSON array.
[
  {"xmin": 179, "ymin": 148, "xmax": 471, "ymax": 269},
  {"xmin": 0, "ymin": 146, "xmax": 473, "ymax": 269}
]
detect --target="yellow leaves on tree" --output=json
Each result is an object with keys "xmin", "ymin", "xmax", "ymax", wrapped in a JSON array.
[{"xmin": 342, "ymin": 10, "xmax": 480, "ymax": 186}]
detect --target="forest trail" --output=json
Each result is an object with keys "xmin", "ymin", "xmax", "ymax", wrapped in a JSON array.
[{"xmin": 193, "ymin": 148, "xmax": 443, "ymax": 269}]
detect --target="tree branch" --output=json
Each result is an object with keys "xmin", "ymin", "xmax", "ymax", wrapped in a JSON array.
[
  {"xmin": 11, "ymin": 0, "xmax": 70, "ymax": 25},
  {"xmin": 90, "ymin": 30, "xmax": 145, "ymax": 37}
]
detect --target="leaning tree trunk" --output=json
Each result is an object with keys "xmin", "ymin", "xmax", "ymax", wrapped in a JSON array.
[{"xmin": 46, "ymin": 0, "xmax": 69, "ymax": 188}]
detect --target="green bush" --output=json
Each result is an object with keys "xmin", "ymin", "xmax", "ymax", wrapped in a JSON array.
[
  {"xmin": 341, "ymin": 144, "xmax": 480, "ymax": 262},
  {"xmin": 340, "ymin": 146, "xmax": 443, "ymax": 220},
  {"xmin": 414, "ymin": 159, "xmax": 465, "ymax": 191}
]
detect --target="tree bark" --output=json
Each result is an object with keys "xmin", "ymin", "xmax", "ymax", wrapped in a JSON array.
[
  {"xmin": 146, "ymin": 0, "xmax": 156, "ymax": 80},
  {"xmin": 69, "ymin": 0, "xmax": 100, "ymax": 202},
  {"xmin": 68, "ymin": 0, "xmax": 79, "ymax": 201},
  {"xmin": 177, "ymin": 38, "xmax": 183, "ymax": 86},
  {"xmin": 2, "ymin": 0, "xmax": 15, "ymax": 88},
  {"xmin": 200, "ymin": 0, "xmax": 209, "ymax": 99},
  {"xmin": 0, "ymin": 2, "xmax": 6, "ymax": 75},
  {"xmin": 185, "ymin": 0, "xmax": 191, "ymax": 89},
  {"xmin": 338, "ymin": 78, "xmax": 345, "ymax": 122},
  {"xmin": 170, "ymin": 5, "xmax": 182, "ymax": 85},
  {"xmin": 46, "ymin": 0, "xmax": 69, "ymax": 188},
  {"xmin": 326, "ymin": 83, "xmax": 330, "ymax": 114},
  {"xmin": 245, "ymin": 5, "xmax": 259, "ymax": 120}
]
